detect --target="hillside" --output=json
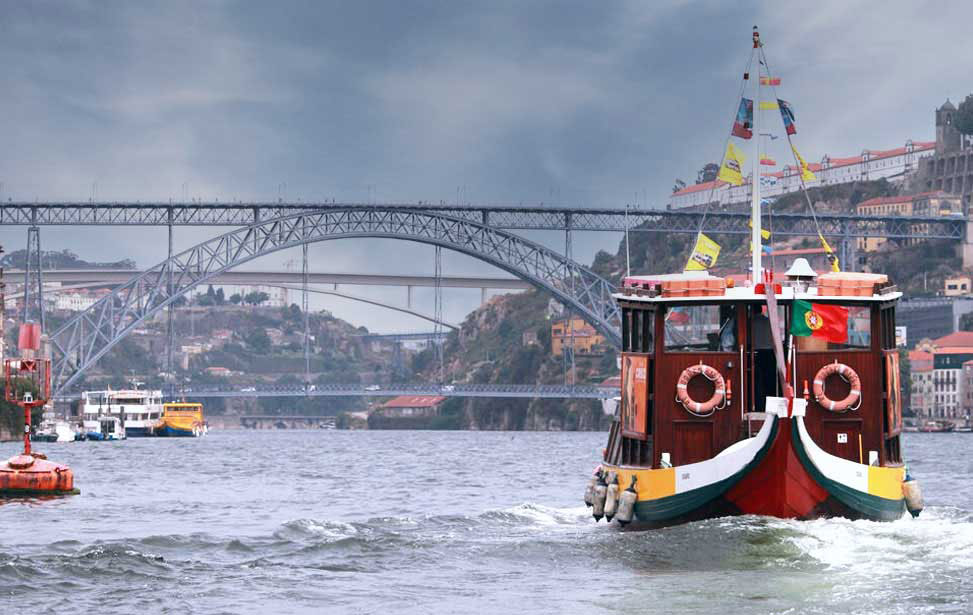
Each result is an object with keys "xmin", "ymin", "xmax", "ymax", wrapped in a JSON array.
[
  {"xmin": 411, "ymin": 290, "xmax": 614, "ymax": 431},
  {"xmin": 426, "ymin": 178, "xmax": 961, "ymax": 431}
]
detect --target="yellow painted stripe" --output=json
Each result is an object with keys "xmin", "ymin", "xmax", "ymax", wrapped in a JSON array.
[
  {"xmin": 608, "ymin": 466, "xmax": 676, "ymax": 501},
  {"xmin": 867, "ymin": 465, "xmax": 905, "ymax": 500}
]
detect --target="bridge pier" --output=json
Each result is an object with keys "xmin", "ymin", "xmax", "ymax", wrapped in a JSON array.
[{"xmin": 961, "ymin": 216, "xmax": 973, "ymax": 269}]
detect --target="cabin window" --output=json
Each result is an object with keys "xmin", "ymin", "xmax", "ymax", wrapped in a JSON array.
[
  {"xmin": 664, "ymin": 305, "xmax": 736, "ymax": 352},
  {"xmin": 622, "ymin": 308, "xmax": 655, "ymax": 353},
  {"xmin": 879, "ymin": 306, "xmax": 896, "ymax": 350}
]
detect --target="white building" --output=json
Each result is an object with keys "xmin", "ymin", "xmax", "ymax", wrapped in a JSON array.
[
  {"xmin": 669, "ymin": 140, "xmax": 936, "ymax": 209},
  {"xmin": 54, "ymin": 288, "xmax": 111, "ymax": 312}
]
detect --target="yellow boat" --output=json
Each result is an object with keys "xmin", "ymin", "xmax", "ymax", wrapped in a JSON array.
[{"xmin": 153, "ymin": 402, "xmax": 206, "ymax": 437}]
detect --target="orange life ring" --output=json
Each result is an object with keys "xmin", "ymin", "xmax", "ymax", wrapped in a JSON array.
[
  {"xmin": 676, "ymin": 364, "xmax": 725, "ymax": 415},
  {"xmin": 813, "ymin": 362, "xmax": 861, "ymax": 412}
]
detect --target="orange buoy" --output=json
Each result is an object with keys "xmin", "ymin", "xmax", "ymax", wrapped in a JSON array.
[
  {"xmin": 0, "ymin": 454, "xmax": 76, "ymax": 496},
  {"xmin": 1, "ymin": 332, "xmax": 79, "ymax": 498}
]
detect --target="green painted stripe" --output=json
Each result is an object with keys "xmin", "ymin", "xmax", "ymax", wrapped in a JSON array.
[
  {"xmin": 791, "ymin": 421, "xmax": 904, "ymax": 521},
  {"xmin": 0, "ymin": 488, "xmax": 80, "ymax": 497},
  {"xmin": 633, "ymin": 419, "xmax": 779, "ymax": 522}
]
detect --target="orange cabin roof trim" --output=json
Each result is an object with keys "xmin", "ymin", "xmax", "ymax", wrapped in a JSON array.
[{"xmin": 381, "ymin": 395, "xmax": 446, "ymax": 408}]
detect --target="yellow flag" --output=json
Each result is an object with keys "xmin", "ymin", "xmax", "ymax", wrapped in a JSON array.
[
  {"xmin": 718, "ymin": 142, "xmax": 745, "ymax": 186},
  {"xmin": 748, "ymin": 219, "xmax": 771, "ymax": 239},
  {"xmin": 791, "ymin": 145, "xmax": 817, "ymax": 181},
  {"xmin": 819, "ymin": 234, "xmax": 840, "ymax": 272},
  {"xmin": 685, "ymin": 233, "xmax": 721, "ymax": 271},
  {"xmin": 758, "ymin": 101, "xmax": 779, "ymax": 110}
]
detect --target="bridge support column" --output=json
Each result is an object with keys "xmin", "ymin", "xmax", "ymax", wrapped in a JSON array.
[
  {"xmin": 961, "ymin": 217, "xmax": 973, "ymax": 269},
  {"xmin": 23, "ymin": 226, "xmax": 45, "ymax": 330}
]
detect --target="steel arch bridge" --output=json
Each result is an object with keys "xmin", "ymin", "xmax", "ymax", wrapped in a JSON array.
[{"xmin": 49, "ymin": 208, "xmax": 621, "ymax": 395}]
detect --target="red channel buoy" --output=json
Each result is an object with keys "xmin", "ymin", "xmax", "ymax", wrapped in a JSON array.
[
  {"xmin": 0, "ymin": 454, "xmax": 76, "ymax": 496},
  {"xmin": 1, "ymin": 324, "xmax": 79, "ymax": 498}
]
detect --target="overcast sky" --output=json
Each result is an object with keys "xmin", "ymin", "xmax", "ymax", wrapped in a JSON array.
[{"xmin": 2, "ymin": 1, "xmax": 972, "ymax": 331}]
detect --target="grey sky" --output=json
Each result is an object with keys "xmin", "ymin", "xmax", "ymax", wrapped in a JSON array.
[{"xmin": 1, "ymin": 1, "xmax": 971, "ymax": 331}]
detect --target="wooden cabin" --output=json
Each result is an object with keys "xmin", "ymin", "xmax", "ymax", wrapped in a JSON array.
[{"xmin": 605, "ymin": 271, "xmax": 904, "ymax": 472}]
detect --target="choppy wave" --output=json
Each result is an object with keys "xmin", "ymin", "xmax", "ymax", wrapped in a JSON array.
[{"xmin": 3, "ymin": 430, "xmax": 972, "ymax": 614}]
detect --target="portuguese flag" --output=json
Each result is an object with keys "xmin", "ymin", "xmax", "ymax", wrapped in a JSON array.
[{"xmin": 791, "ymin": 300, "xmax": 848, "ymax": 343}]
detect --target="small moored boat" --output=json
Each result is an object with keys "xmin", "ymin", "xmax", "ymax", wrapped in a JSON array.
[{"xmin": 153, "ymin": 402, "xmax": 206, "ymax": 437}]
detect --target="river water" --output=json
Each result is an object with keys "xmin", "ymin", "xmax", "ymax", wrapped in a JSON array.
[{"xmin": 1, "ymin": 430, "xmax": 970, "ymax": 614}]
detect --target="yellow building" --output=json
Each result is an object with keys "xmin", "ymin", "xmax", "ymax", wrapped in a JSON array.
[
  {"xmin": 856, "ymin": 191, "xmax": 962, "ymax": 252},
  {"xmin": 945, "ymin": 275, "xmax": 972, "ymax": 296},
  {"xmin": 551, "ymin": 317, "xmax": 605, "ymax": 356}
]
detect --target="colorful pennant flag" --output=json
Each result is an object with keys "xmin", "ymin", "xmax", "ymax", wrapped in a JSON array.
[
  {"xmin": 790, "ymin": 300, "xmax": 848, "ymax": 343},
  {"xmin": 748, "ymin": 219, "xmax": 772, "ymax": 239},
  {"xmin": 717, "ymin": 142, "xmax": 746, "ymax": 186},
  {"xmin": 685, "ymin": 233, "xmax": 721, "ymax": 271},
  {"xmin": 732, "ymin": 98, "xmax": 753, "ymax": 139},
  {"xmin": 778, "ymin": 99, "xmax": 797, "ymax": 135},
  {"xmin": 791, "ymin": 145, "xmax": 817, "ymax": 181},
  {"xmin": 759, "ymin": 101, "xmax": 779, "ymax": 110},
  {"xmin": 760, "ymin": 77, "xmax": 781, "ymax": 86}
]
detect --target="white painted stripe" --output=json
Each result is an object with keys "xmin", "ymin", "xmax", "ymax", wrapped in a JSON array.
[
  {"xmin": 674, "ymin": 414, "xmax": 777, "ymax": 494},
  {"xmin": 796, "ymin": 416, "xmax": 868, "ymax": 493}
]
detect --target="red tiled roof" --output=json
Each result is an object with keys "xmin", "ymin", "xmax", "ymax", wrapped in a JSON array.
[
  {"xmin": 933, "ymin": 347, "xmax": 973, "ymax": 355},
  {"xmin": 672, "ymin": 180, "xmax": 727, "ymax": 196},
  {"xmin": 858, "ymin": 191, "xmax": 950, "ymax": 209},
  {"xmin": 923, "ymin": 330, "xmax": 964, "ymax": 347},
  {"xmin": 382, "ymin": 395, "xmax": 445, "ymax": 408},
  {"xmin": 826, "ymin": 155, "xmax": 862, "ymax": 166},
  {"xmin": 909, "ymin": 350, "xmax": 932, "ymax": 361},
  {"xmin": 600, "ymin": 376, "xmax": 621, "ymax": 388},
  {"xmin": 858, "ymin": 194, "xmax": 914, "ymax": 208}
]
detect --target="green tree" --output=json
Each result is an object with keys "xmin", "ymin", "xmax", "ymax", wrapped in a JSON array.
[
  {"xmin": 229, "ymin": 293, "xmax": 242, "ymax": 305},
  {"xmin": 1, "ymin": 379, "xmax": 42, "ymax": 438},
  {"xmin": 244, "ymin": 291, "xmax": 270, "ymax": 306},
  {"xmin": 956, "ymin": 94, "xmax": 973, "ymax": 136},
  {"xmin": 246, "ymin": 328, "xmax": 272, "ymax": 354}
]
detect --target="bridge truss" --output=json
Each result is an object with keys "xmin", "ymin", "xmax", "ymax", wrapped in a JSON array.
[
  {"xmin": 0, "ymin": 201, "xmax": 964, "ymax": 240},
  {"xmin": 48, "ymin": 208, "xmax": 621, "ymax": 395},
  {"xmin": 55, "ymin": 383, "xmax": 617, "ymax": 401}
]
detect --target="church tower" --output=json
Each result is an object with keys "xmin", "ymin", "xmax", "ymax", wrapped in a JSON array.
[{"xmin": 936, "ymin": 99, "xmax": 962, "ymax": 154}]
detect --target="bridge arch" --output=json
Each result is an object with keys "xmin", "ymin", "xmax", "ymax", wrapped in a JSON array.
[{"xmin": 49, "ymin": 208, "xmax": 621, "ymax": 394}]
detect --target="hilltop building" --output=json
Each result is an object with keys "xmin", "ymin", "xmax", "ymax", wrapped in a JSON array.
[
  {"xmin": 918, "ymin": 100, "xmax": 973, "ymax": 209},
  {"xmin": 669, "ymin": 139, "xmax": 935, "ymax": 209},
  {"xmin": 855, "ymin": 191, "xmax": 962, "ymax": 251}
]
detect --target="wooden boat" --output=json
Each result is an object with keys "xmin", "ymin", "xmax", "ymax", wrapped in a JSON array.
[
  {"xmin": 587, "ymin": 27, "xmax": 922, "ymax": 527},
  {"xmin": 153, "ymin": 402, "xmax": 206, "ymax": 437}
]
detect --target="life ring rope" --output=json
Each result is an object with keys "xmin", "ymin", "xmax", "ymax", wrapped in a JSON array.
[
  {"xmin": 812, "ymin": 361, "xmax": 862, "ymax": 413},
  {"xmin": 675, "ymin": 362, "xmax": 726, "ymax": 417}
]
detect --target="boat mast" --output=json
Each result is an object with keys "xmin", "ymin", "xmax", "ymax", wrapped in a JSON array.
[{"xmin": 750, "ymin": 25, "xmax": 762, "ymax": 284}]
